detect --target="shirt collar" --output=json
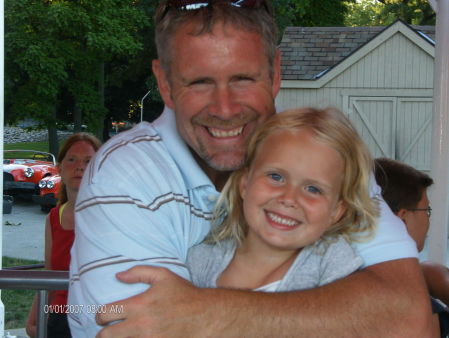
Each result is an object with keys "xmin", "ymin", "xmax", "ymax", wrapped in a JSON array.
[{"xmin": 153, "ymin": 106, "xmax": 214, "ymax": 191}]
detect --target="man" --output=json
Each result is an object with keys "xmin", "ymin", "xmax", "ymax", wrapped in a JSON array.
[{"xmin": 69, "ymin": 1, "xmax": 433, "ymax": 337}]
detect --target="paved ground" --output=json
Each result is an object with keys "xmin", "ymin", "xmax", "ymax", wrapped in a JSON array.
[
  {"xmin": 2, "ymin": 198, "xmax": 46, "ymax": 262},
  {"xmin": 4, "ymin": 327, "xmax": 27, "ymax": 337}
]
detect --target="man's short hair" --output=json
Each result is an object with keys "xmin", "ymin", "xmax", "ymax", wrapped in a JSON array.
[
  {"xmin": 374, "ymin": 158, "xmax": 433, "ymax": 212},
  {"xmin": 154, "ymin": 1, "xmax": 278, "ymax": 79}
]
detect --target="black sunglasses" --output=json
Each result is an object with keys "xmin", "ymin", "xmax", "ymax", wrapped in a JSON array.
[
  {"xmin": 407, "ymin": 206, "xmax": 432, "ymax": 218},
  {"xmin": 160, "ymin": 0, "xmax": 271, "ymax": 20}
]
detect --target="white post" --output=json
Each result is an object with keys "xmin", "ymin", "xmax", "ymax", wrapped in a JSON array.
[
  {"xmin": 140, "ymin": 90, "xmax": 151, "ymax": 122},
  {"xmin": 428, "ymin": 0, "xmax": 449, "ymax": 264},
  {"xmin": 0, "ymin": 0, "xmax": 5, "ymax": 334}
]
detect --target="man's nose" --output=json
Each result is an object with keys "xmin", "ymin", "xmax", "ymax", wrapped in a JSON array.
[{"xmin": 210, "ymin": 86, "xmax": 241, "ymax": 119}]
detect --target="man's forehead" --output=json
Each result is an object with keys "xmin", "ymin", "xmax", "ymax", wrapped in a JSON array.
[{"xmin": 175, "ymin": 19, "xmax": 261, "ymax": 41}]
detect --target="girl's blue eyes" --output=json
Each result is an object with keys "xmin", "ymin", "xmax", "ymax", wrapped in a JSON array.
[
  {"xmin": 306, "ymin": 185, "xmax": 321, "ymax": 194},
  {"xmin": 268, "ymin": 173, "xmax": 283, "ymax": 182},
  {"xmin": 267, "ymin": 174, "xmax": 322, "ymax": 194}
]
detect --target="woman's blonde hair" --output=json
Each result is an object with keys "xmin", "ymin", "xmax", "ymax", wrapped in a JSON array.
[
  {"xmin": 209, "ymin": 107, "xmax": 378, "ymax": 245},
  {"xmin": 57, "ymin": 132, "xmax": 101, "ymax": 204}
]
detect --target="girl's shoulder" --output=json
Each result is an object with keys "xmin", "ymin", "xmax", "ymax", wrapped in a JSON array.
[
  {"xmin": 187, "ymin": 239, "xmax": 236, "ymax": 288},
  {"xmin": 187, "ymin": 239, "xmax": 235, "ymax": 263}
]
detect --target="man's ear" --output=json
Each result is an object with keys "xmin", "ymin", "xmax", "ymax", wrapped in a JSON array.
[
  {"xmin": 152, "ymin": 59, "xmax": 175, "ymax": 109},
  {"xmin": 396, "ymin": 208, "xmax": 408, "ymax": 224},
  {"xmin": 271, "ymin": 49, "xmax": 282, "ymax": 98}
]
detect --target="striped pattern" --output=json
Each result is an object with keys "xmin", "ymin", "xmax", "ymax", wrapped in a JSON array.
[
  {"xmin": 76, "ymin": 192, "xmax": 213, "ymax": 220},
  {"xmin": 71, "ymin": 255, "xmax": 186, "ymax": 281}
]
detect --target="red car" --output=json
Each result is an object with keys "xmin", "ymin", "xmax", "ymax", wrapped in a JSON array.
[
  {"xmin": 33, "ymin": 174, "xmax": 61, "ymax": 212},
  {"xmin": 3, "ymin": 150, "xmax": 58, "ymax": 199}
]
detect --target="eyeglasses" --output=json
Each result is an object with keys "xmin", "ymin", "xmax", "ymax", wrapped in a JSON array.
[
  {"xmin": 407, "ymin": 206, "xmax": 432, "ymax": 217},
  {"xmin": 160, "ymin": 0, "xmax": 271, "ymax": 20}
]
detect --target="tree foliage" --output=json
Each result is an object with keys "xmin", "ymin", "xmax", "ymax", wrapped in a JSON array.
[
  {"xmin": 273, "ymin": 0, "xmax": 355, "ymax": 35},
  {"xmin": 5, "ymin": 0, "xmax": 148, "ymax": 142},
  {"xmin": 345, "ymin": 0, "xmax": 435, "ymax": 26}
]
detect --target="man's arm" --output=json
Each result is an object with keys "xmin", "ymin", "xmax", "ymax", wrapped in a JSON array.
[
  {"xmin": 421, "ymin": 261, "xmax": 449, "ymax": 305},
  {"xmin": 68, "ymin": 126, "xmax": 207, "ymax": 336},
  {"xmin": 97, "ymin": 257, "xmax": 433, "ymax": 338}
]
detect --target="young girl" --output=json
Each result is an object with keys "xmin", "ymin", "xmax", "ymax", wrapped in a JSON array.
[
  {"xmin": 187, "ymin": 107, "xmax": 378, "ymax": 291},
  {"xmin": 26, "ymin": 132, "xmax": 101, "ymax": 337}
]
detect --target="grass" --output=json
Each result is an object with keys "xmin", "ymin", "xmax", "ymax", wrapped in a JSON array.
[
  {"xmin": 4, "ymin": 141, "xmax": 50, "ymax": 153},
  {"xmin": 4, "ymin": 139, "xmax": 69, "ymax": 153},
  {"xmin": 2, "ymin": 256, "xmax": 44, "ymax": 330}
]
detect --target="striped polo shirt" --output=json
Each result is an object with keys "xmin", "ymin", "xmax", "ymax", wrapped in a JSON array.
[{"xmin": 68, "ymin": 107, "xmax": 219, "ymax": 336}]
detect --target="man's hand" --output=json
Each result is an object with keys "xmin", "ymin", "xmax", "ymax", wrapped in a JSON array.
[{"xmin": 96, "ymin": 266, "xmax": 217, "ymax": 338}]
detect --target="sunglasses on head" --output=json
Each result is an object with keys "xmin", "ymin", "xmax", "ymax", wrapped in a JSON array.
[{"xmin": 160, "ymin": 0, "xmax": 271, "ymax": 20}]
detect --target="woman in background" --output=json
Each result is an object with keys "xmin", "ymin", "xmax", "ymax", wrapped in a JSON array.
[{"xmin": 26, "ymin": 132, "xmax": 101, "ymax": 338}]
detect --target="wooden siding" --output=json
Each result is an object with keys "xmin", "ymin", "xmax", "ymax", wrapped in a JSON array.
[
  {"xmin": 276, "ymin": 31, "xmax": 434, "ymax": 171},
  {"xmin": 325, "ymin": 33, "xmax": 434, "ymax": 89},
  {"xmin": 277, "ymin": 31, "xmax": 435, "ymax": 110}
]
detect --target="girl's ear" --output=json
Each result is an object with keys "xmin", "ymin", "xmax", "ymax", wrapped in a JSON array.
[
  {"xmin": 331, "ymin": 200, "xmax": 347, "ymax": 225},
  {"xmin": 239, "ymin": 170, "xmax": 249, "ymax": 200}
]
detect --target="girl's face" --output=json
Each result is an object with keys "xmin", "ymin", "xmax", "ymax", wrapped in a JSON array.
[
  {"xmin": 59, "ymin": 140, "xmax": 96, "ymax": 193},
  {"xmin": 239, "ymin": 128, "xmax": 346, "ymax": 254}
]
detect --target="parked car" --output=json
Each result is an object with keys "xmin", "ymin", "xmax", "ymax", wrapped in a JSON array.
[
  {"xmin": 3, "ymin": 150, "xmax": 58, "ymax": 199},
  {"xmin": 32, "ymin": 174, "xmax": 61, "ymax": 212}
]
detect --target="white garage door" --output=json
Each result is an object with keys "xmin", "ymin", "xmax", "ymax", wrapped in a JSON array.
[{"xmin": 346, "ymin": 96, "xmax": 432, "ymax": 171}]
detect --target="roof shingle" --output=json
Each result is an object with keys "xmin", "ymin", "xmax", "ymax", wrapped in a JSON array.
[{"xmin": 279, "ymin": 22, "xmax": 435, "ymax": 80}]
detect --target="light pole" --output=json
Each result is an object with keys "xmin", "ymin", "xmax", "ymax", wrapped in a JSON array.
[{"xmin": 140, "ymin": 89, "xmax": 152, "ymax": 122}]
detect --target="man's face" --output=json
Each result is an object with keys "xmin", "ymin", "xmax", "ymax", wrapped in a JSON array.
[{"xmin": 153, "ymin": 22, "xmax": 281, "ymax": 176}]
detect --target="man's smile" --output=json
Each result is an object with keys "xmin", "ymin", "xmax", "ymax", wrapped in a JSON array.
[{"xmin": 207, "ymin": 126, "xmax": 244, "ymax": 138}]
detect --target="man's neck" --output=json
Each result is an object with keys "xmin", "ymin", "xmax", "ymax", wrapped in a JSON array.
[
  {"xmin": 200, "ymin": 162, "xmax": 231, "ymax": 192},
  {"xmin": 191, "ymin": 151, "xmax": 231, "ymax": 191}
]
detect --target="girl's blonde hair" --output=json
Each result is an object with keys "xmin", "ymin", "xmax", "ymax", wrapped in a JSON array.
[
  {"xmin": 57, "ymin": 132, "xmax": 102, "ymax": 204},
  {"xmin": 209, "ymin": 107, "xmax": 378, "ymax": 245}
]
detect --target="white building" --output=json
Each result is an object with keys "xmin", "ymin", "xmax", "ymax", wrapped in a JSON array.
[{"xmin": 277, "ymin": 20, "xmax": 435, "ymax": 172}]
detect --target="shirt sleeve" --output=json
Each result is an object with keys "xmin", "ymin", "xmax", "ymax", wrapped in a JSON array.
[
  {"xmin": 68, "ymin": 136, "xmax": 203, "ymax": 336},
  {"xmin": 351, "ymin": 174, "xmax": 418, "ymax": 268},
  {"xmin": 319, "ymin": 238, "xmax": 363, "ymax": 286}
]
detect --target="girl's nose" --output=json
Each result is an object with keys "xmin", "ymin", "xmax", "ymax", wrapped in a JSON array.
[{"xmin": 277, "ymin": 186, "xmax": 299, "ymax": 208}]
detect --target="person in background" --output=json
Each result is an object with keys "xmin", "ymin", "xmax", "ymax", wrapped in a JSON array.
[
  {"xmin": 26, "ymin": 133, "xmax": 101, "ymax": 338},
  {"xmin": 374, "ymin": 157, "xmax": 449, "ymax": 338},
  {"xmin": 70, "ymin": 1, "xmax": 433, "ymax": 337},
  {"xmin": 188, "ymin": 107, "xmax": 379, "ymax": 293}
]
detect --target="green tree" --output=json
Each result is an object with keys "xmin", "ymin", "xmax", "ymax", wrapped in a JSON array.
[
  {"xmin": 104, "ymin": 0, "xmax": 163, "ymax": 130},
  {"xmin": 5, "ymin": 0, "xmax": 148, "ymax": 152},
  {"xmin": 345, "ymin": 0, "xmax": 435, "ymax": 26},
  {"xmin": 273, "ymin": 0, "xmax": 355, "ymax": 35}
]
